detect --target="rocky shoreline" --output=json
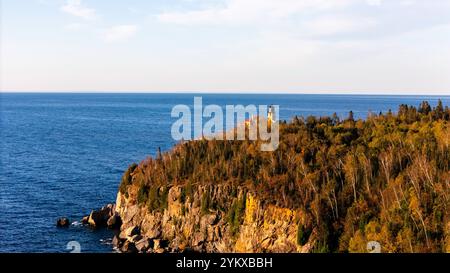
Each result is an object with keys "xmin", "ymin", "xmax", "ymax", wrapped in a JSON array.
[
  {"xmin": 62, "ymin": 185, "xmax": 317, "ymax": 253},
  {"xmin": 68, "ymin": 203, "xmax": 174, "ymax": 253},
  {"xmin": 62, "ymin": 144, "xmax": 327, "ymax": 254},
  {"xmin": 70, "ymin": 182, "xmax": 317, "ymax": 254}
]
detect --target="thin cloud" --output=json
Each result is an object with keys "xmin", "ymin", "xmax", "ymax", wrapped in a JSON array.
[
  {"xmin": 157, "ymin": 0, "xmax": 354, "ymax": 26},
  {"xmin": 157, "ymin": 0, "xmax": 378, "ymax": 40},
  {"xmin": 64, "ymin": 23, "xmax": 85, "ymax": 31},
  {"xmin": 303, "ymin": 16, "xmax": 378, "ymax": 36},
  {"xmin": 61, "ymin": 0, "xmax": 96, "ymax": 20},
  {"xmin": 366, "ymin": 0, "xmax": 382, "ymax": 6},
  {"xmin": 103, "ymin": 25, "xmax": 138, "ymax": 43}
]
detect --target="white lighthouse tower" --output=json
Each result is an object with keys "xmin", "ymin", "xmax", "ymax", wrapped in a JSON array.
[{"xmin": 268, "ymin": 105, "xmax": 275, "ymax": 125}]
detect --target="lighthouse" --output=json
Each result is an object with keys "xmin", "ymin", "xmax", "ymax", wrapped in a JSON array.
[{"xmin": 268, "ymin": 105, "xmax": 275, "ymax": 125}]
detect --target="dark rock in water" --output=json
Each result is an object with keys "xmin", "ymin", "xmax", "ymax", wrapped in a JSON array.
[
  {"xmin": 121, "ymin": 241, "xmax": 137, "ymax": 253},
  {"xmin": 107, "ymin": 213, "xmax": 122, "ymax": 229},
  {"xmin": 88, "ymin": 204, "xmax": 115, "ymax": 227},
  {"xmin": 81, "ymin": 216, "xmax": 89, "ymax": 225},
  {"xmin": 88, "ymin": 210, "xmax": 107, "ymax": 227},
  {"xmin": 56, "ymin": 217, "xmax": 70, "ymax": 228}
]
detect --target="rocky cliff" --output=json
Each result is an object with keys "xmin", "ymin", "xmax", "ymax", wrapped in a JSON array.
[{"xmin": 112, "ymin": 182, "xmax": 316, "ymax": 253}]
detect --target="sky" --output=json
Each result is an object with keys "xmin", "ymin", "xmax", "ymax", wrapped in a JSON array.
[{"xmin": 1, "ymin": 0, "xmax": 450, "ymax": 94}]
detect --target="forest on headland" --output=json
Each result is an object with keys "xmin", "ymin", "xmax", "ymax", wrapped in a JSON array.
[{"xmin": 120, "ymin": 101, "xmax": 450, "ymax": 253}]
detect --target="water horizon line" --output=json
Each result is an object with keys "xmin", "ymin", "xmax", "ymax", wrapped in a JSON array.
[{"xmin": 1, "ymin": 90, "xmax": 450, "ymax": 97}]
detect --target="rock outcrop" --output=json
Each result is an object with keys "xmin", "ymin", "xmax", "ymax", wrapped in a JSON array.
[
  {"xmin": 88, "ymin": 204, "xmax": 115, "ymax": 227},
  {"xmin": 81, "ymin": 204, "xmax": 120, "ymax": 229},
  {"xmin": 111, "ymin": 183, "xmax": 317, "ymax": 253}
]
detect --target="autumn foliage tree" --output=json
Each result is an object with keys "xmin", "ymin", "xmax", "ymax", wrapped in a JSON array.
[{"xmin": 120, "ymin": 100, "xmax": 450, "ymax": 253}]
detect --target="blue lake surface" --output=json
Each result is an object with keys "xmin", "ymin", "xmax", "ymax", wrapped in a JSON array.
[{"xmin": 0, "ymin": 93, "xmax": 449, "ymax": 253}]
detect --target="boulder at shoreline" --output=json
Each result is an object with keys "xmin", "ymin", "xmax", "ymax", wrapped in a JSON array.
[{"xmin": 56, "ymin": 217, "xmax": 70, "ymax": 228}]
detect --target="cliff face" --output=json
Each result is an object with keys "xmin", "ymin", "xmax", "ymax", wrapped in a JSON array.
[{"xmin": 114, "ymin": 183, "xmax": 315, "ymax": 253}]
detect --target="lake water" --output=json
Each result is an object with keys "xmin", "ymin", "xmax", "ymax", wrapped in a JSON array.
[{"xmin": 1, "ymin": 93, "xmax": 449, "ymax": 253}]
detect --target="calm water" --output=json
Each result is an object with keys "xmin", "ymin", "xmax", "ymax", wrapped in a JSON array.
[{"xmin": 1, "ymin": 93, "xmax": 449, "ymax": 253}]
